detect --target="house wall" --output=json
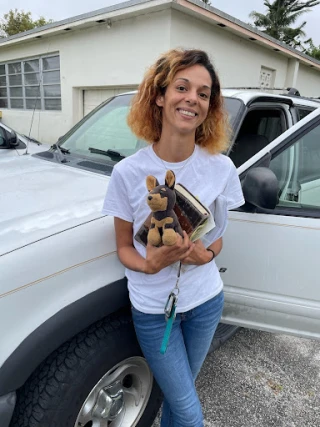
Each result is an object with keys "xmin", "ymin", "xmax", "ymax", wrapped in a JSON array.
[
  {"xmin": 296, "ymin": 64, "xmax": 320, "ymax": 97},
  {"xmin": 170, "ymin": 10, "xmax": 287, "ymax": 88},
  {"xmin": 0, "ymin": 9, "xmax": 172, "ymax": 144}
]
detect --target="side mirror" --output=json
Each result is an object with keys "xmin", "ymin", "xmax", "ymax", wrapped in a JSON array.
[
  {"xmin": 242, "ymin": 167, "xmax": 279, "ymax": 210},
  {"xmin": 7, "ymin": 130, "xmax": 19, "ymax": 147}
]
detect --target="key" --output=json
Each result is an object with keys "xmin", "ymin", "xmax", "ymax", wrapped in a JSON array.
[{"xmin": 164, "ymin": 292, "xmax": 177, "ymax": 320}]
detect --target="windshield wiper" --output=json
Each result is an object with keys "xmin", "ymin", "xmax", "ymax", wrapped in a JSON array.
[
  {"xmin": 88, "ymin": 147, "xmax": 126, "ymax": 160},
  {"xmin": 51, "ymin": 143, "xmax": 69, "ymax": 163},
  {"xmin": 23, "ymin": 135, "xmax": 42, "ymax": 145}
]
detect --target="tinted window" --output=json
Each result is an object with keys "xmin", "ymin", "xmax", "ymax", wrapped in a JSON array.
[
  {"xmin": 229, "ymin": 109, "xmax": 285, "ymax": 168},
  {"xmin": 224, "ymin": 97, "xmax": 243, "ymax": 129},
  {"xmin": 297, "ymin": 108, "xmax": 314, "ymax": 121}
]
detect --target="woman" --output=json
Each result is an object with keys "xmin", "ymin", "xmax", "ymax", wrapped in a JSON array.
[{"xmin": 102, "ymin": 49, "xmax": 244, "ymax": 427}]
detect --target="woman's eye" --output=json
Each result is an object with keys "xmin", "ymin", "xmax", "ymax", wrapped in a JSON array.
[
  {"xmin": 199, "ymin": 93, "xmax": 209, "ymax": 99},
  {"xmin": 177, "ymin": 86, "xmax": 186, "ymax": 91}
]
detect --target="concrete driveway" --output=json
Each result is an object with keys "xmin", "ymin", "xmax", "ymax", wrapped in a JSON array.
[{"xmin": 152, "ymin": 328, "xmax": 320, "ymax": 426}]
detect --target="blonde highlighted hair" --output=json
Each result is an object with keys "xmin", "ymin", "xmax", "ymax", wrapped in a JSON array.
[{"xmin": 127, "ymin": 48, "xmax": 230, "ymax": 154}]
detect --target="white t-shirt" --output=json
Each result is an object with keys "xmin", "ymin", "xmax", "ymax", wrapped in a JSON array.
[{"xmin": 102, "ymin": 144, "xmax": 244, "ymax": 314}]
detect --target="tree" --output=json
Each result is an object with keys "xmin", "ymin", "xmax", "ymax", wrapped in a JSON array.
[
  {"xmin": 0, "ymin": 9, "xmax": 53, "ymax": 37},
  {"xmin": 303, "ymin": 38, "xmax": 320, "ymax": 59},
  {"xmin": 249, "ymin": 0, "xmax": 320, "ymax": 49}
]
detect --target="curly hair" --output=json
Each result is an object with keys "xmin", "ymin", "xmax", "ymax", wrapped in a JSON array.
[{"xmin": 127, "ymin": 48, "xmax": 230, "ymax": 154}]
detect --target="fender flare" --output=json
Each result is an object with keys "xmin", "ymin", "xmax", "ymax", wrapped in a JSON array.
[{"xmin": 0, "ymin": 278, "xmax": 129, "ymax": 395}]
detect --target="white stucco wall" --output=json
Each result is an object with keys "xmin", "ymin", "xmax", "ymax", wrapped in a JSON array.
[
  {"xmin": 170, "ymin": 10, "xmax": 289, "ymax": 89},
  {"xmin": 296, "ymin": 64, "xmax": 320, "ymax": 97},
  {"xmin": 0, "ymin": 9, "xmax": 172, "ymax": 144}
]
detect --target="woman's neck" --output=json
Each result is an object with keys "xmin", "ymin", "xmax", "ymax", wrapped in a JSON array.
[{"xmin": 154, "ymin": 132, "xmax": 196, "ymax": 163}]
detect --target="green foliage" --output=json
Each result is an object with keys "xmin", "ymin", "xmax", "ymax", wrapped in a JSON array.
[
  {"xmin": 249, "ymin": 0, "xmax": 320, "ymax": 48},
  {"xmin": 303, "ymin": 38, "xmax": 320, "ymax": 59},
  {"xmin": 0, "ymin": 9, "xmax": 53, "ymax": 37}
]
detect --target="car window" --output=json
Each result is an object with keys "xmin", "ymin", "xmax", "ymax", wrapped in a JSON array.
[
  {"xmin": 223, "ymin": 97, "xmax": 244, "ymax": 130},
  {"xmin": 297, "ymin": 108, "xmax": 314, "ymax": 121},
  {"xmin": 229, "ymin": 108, "xmax": 286, "ymax": 168},
  {"xmin": 269, "ymin": 121, "xmax": 320, "ymax": 209},
  {"xmin": 61, "ymin": 94, "xmax": 142, "ymax": 160}
]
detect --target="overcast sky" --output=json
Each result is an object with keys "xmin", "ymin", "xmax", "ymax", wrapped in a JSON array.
[{"xmin": 1, "ymin": 0, "xmax": 320, "ymax": 45}]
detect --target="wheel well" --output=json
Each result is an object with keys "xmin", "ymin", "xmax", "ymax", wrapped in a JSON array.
[{"xmin": 0, "ymin": 278, "xmax": 129, "ymax": 395}]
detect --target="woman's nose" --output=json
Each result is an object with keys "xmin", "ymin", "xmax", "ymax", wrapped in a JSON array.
[{"xmin": 186, "ymin": 91, "xmax": 197, "ymax": 104}]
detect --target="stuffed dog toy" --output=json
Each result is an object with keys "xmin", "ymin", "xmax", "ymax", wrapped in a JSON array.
[{"xmin": 146, "ymin": 170, "xmax": 183, "ymax": 246}]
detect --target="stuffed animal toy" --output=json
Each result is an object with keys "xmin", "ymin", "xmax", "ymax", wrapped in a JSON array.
[{"xmin": 146, "ymin": 170, "xmax": 183, "ymax": 246}]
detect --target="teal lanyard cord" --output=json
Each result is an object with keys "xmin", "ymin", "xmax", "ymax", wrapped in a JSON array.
[
  {"xmin": 160, "ymin": 304, "xmax": 176, "ymax": 354},
  {"xmin": 160, "ymin": 262, "xmax": 181, "ymax": 355}
]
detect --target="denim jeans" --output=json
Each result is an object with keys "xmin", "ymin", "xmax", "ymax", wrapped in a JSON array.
[{"xmin": 131, "ymin": 291, "xmax": 224, "ymax": 427}]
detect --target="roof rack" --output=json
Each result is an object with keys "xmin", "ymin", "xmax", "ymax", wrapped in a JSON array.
[{"xmin": 224, "ymin": 87, "xmax": 320, "ymax": 103}]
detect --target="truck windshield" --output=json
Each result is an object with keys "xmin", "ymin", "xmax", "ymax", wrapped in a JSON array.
[{"xmin": 60, "ymin": 94, "xmax": 243, "ymax": 163}]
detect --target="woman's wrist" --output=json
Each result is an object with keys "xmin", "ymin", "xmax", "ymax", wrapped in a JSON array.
[
  {"xmin": 206, "ymin": 248, "xmax": 215, "ymax": 263},
  {"xmin": 143, "ymin": 258, "xmax": 159, "ymax": 274}
]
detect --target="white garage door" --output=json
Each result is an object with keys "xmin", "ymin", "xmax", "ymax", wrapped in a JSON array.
[{"xmin": 83, "ymin": 87, "xmax": 137, "ymax": 117}]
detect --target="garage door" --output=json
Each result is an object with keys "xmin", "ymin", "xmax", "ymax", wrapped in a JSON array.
[{"xmin": 83, "ymin": 87, "xmax": 137, "ymax": 117}]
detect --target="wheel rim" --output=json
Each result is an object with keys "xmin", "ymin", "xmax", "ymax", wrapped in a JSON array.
[{"xmin": 75, "ymin": 356, "xmax": 153, "ymax": 427}]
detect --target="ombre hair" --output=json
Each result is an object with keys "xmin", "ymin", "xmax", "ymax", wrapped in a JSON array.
[{"xmin": 127, "ymin": 48, "xmax": 230, "ymax": 154}]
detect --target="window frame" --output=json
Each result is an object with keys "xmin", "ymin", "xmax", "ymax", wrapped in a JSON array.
[
  {"xmin": 239, "ymin": 114, "xmax": 320, "ymax": 218},
  {"xmin": 0, "ymin": 53, "xmax": 61, "ymax": 111}
]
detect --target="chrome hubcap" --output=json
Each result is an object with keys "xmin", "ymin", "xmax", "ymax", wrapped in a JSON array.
[
  {"xmin": 75, "ymin": 356, "xmax": 153, "ymax": 427},
  {"xmin": 92, "ymin": 383, "xmax": 124, "ymax": 420}
]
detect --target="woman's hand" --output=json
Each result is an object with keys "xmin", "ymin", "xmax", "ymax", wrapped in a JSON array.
[
  {"xmin": 144, "ymin": 231, "xmax": 195, "ymax": 274},
  {"xmin": 181, "ymin": 237, "xmax": 223, "ymax": 266},
  {"xmin": 180, "ymin": 239, "xmax": 212, "ymax": 266}
]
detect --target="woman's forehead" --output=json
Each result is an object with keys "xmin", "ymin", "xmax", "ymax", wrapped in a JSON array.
[{"xmin": 173, "ymin": 65, "xmax": 212, "ymax": 87}]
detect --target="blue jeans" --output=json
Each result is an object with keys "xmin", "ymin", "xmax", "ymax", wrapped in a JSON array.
[{"xmin": 131, "ymin": 291, "xmax": 224, "ymax": 427}]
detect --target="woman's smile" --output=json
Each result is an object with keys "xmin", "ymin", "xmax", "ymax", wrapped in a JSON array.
[{"xmin": 177, "ymin": 108, "xmax": 198, "ymax": 118}]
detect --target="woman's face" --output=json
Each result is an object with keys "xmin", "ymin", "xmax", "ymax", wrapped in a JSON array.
[{"xmin": 156, "ymin": 64, "xmax": 212, "ymax": 137}]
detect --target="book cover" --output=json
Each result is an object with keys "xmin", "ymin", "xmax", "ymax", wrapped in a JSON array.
[{"xmin": 134, "ymin": 183, "xmax": 215, "ymax": 247}]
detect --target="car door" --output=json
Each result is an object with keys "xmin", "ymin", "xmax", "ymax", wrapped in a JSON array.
[{"xmin": 218, "ymin": 109, "xmax": 320, "ymax": 340}]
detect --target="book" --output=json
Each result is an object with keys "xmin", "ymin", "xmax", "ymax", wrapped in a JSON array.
[{"xmin": 134, "ymin": 183, "xmax": 215, "ymax": 247}]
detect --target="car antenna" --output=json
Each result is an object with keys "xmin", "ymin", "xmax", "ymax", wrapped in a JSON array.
[{"xmin": 25, "ymin": 44, "xmax": 51, "ymax": 155}]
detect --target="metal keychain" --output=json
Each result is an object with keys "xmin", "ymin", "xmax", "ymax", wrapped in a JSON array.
[{"xmin": 160, "ymin": 262, "xmax": 182, "ymax": 354}]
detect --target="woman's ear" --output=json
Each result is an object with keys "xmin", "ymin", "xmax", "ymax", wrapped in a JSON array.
[{"xmin": 156, "ymin": 95, "xmax": 164, "ymax": 107}]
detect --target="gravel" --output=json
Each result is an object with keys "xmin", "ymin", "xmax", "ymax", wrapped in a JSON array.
[{"xmin": 152, "ymin": 328, "xmax": 320, "ymax": 427}]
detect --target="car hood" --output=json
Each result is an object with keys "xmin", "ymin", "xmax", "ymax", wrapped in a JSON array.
[
  {"xmin": 0, "ymin": 155, "xmax": 110, "ymax": 255},
  {"xmin": 0, "ymin": 137, "xmax": 48, "ymax": 159}
]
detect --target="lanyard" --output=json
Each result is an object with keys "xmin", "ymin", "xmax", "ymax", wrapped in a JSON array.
[{"xmin": 160, "ymin": 262, "xmax": 182, "ymax": 354}]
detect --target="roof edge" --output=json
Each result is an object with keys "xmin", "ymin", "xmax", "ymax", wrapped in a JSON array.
[
  {"xmin": 0, "ymin": 0, "xmax": 159, "ymax": 45},
  {"xmin": 179, "ymin": 0, "xmax": 320, "ymax": 68}
]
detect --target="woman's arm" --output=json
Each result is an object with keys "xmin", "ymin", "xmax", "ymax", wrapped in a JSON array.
[
  {"xmin": 114, "ymin": 217, "xmax": 195, "ymax": 274},
  {"xmin": 181, "ymin": 237, "xmax": 223, "ymax": 266}
]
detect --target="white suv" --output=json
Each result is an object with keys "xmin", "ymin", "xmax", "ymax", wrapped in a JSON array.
[{"xmin": 1, "ymin": 89, "xmax": 320, "ymax": 427}]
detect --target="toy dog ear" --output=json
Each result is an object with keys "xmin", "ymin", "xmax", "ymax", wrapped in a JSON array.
[
  {"xmin": 165, "ymin": 170, "xmax": 175, "ymax": 189},
  {"xmin": 146, "ymin": 175, "xmax": 159, "ymax": 191}
]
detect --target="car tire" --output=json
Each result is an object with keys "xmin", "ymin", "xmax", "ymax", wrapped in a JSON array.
[{"xmin": 10, "ymin": 309, "xmax": 162, "ymax": 427}]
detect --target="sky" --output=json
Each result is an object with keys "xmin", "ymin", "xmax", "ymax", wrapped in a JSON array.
[{"xmin": 1, "ymin": 0, "xmax": 320, "ymax": 45}]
